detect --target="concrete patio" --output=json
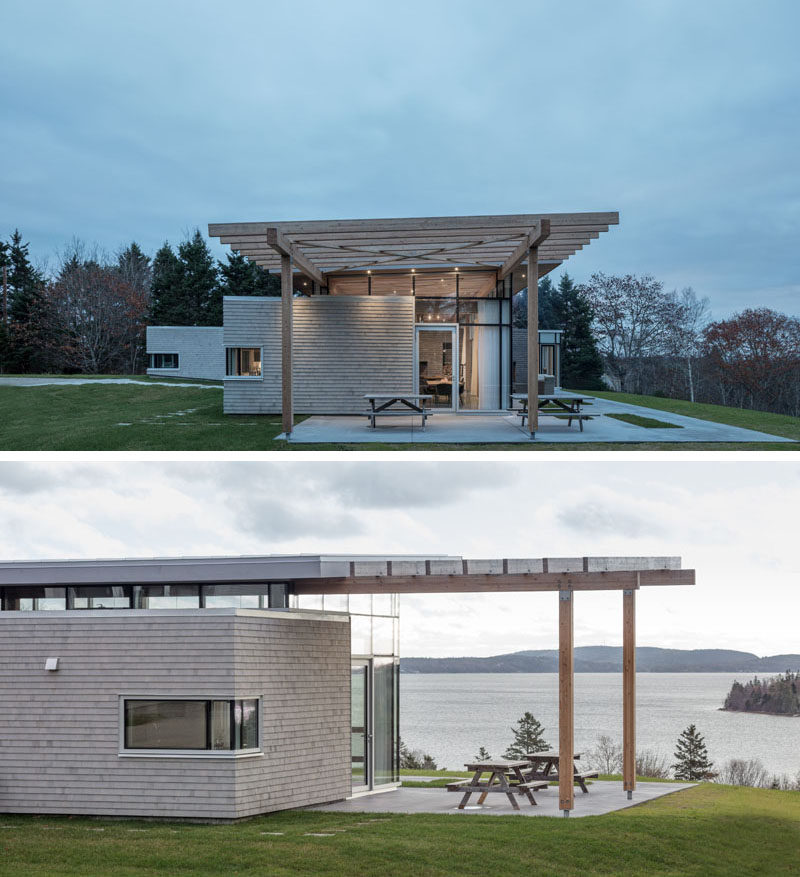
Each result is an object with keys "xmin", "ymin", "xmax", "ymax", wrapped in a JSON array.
[
  {"xmin": 279, "ymin": 396, "xmax": 791, "ymax": 443},
  {"xmin": 310, "ymin": 780, "xmax": 695, "ymax": 818}
]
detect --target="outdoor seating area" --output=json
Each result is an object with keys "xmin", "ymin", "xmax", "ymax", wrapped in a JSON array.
[
  {"xmin": 364, "ymin": 393, "xmax": 433, "ymax": 429},
  {"xmin": 446, "ymin": 752, "xmax": 599, "ymax": 810},
  {"xmin": 511, "ymin": 392, "xmax": 594, "ymax": 432},
  {"xmin": 312, "ymin": 780, "xmax": 695, "ymax": 819},
  {"xmin": 279, "ymin": 395, "xmax": 793, "ymax": 444}
]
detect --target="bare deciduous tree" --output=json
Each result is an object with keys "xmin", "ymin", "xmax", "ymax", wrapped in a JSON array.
[
  {"xmin": 719, "ymin": 758, "xmax": 770, "ymax": 788},
  {"xmin": 588, "ymin": 735, "xmax": 623, "ymax": 775}
]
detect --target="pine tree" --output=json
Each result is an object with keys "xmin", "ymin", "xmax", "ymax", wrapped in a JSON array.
[
  {"xmin": 219, "ymin": 251, "xmax": 280, "ymax": 298},
  {"xmin": 474, "ymin": 746, "xmax": 492, "ymax": 761},
  {"xmin": 117, "ymin": 243, "xmax": 152, "ymax": 295},
  {"xmin": 553, "ymin": 273, "xmax": 605, "ymax": 390},
  {"xmin": 178, "ymin": 230, "xmax": 220, "ymax": 325},
  {"xmin": 4, "ymin": 230, "xmax": 47, "ymax": 372},
  {"xmin": 149, "ymin": 242, "xmax": 183, "ymax": 324},
  {"xmin": 503, "ymin": 712, "xmax": 550, "ymax": 759},
  {"xmin": 672, "ymin": 724, "xmax": 715, "ymax": 780}
]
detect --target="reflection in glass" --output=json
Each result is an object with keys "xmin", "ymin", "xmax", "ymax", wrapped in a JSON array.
[
  {"xmin": 460, "ymin": 324, "xmax": 501, "ymax": 410},
  {"xmin": 133, "ymin": 585, "xmax": 200, "ymax": 609},
  {"xmin": 351, "ymin": 615, "xmax": 372, "ymax": 655},
  {"xmin": 351, "ymin": 664, "xmax": 368, "ymax": 787},
  {"xmin": 415, "ymin": 299, "xmax": 457, "ymax": 323},
  {"xmin": 2, "ymin": 587, "xmax": 66, "ymax": 611},
  {"xmin": 372, "ymin": 617, "xmax": 394, "ymax": 655},
  {"xmin": 125, "ymin": 700, "xmax": 207, "ymax": 750},
  {"xmin": 69, "ymin": 586, "xmax": 130, "ymax": 609},
  {"xmin": 374, "ymin": 659, "xmax": 399, "ymax": 785}
]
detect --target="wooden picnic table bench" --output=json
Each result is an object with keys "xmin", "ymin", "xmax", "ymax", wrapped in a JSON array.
[
  {"xmin": 522, "ymin": 751, "xmax": 599, "ymax": 794},
  {"xmin": 510, "ymin": 393, "xmax": 595, "ymax": 432},
  {"xmin": 447, "ymin": 760, "xmax": 548, "ymax": 809},
  {"xmin": 363, "ymin": 393, "xmax": 433, "ymax": 429}
]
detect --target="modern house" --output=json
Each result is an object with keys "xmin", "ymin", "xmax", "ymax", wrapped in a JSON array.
[
  {"xmin": 206, "ymin": 213, "xmax": 617, "ymax": 435},
  {"xmin": 0, "ymin": 553, "xmax": 692, "ymax": 820},
  {"xmin": 146, "ymin": 324, "xmax": 564, "ymax": 398}
]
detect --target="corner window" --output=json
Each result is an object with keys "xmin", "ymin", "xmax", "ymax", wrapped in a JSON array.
[
  {"xmin": 226, "ymin": 347, "xmax": 261, "ymax": 377},
  {"xmin": 148, "ymin": 353, "xmax": 179, "ymax": 369},
  {"xmin": 123, "ymin": 699, "xmax": 260, "ymax": 752}
]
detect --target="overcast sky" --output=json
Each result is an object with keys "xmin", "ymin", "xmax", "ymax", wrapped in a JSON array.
[
  {"xmin": 1, "ymin": 460, "xmax": 797, "ymax": 656},
  {"xmin": 2, "ymin": 1, "xmax": 798, "ymax": 318}
]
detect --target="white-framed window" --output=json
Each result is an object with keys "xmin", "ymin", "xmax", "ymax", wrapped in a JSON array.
[
  {"xmin": 120, "ymin": 697, "xmax": 260, "ymax": 756},
  {"xmin": 148, "ymin": 353, "xmax": 179, "ymax": 369},
  {"xmin": 226, "ymin": 347, "xmax": 262, "ymax": 378}
]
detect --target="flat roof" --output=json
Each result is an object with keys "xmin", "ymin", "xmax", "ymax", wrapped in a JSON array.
[
  {"xmin": 0, "ymin": 554, "xmax": 691, "ymax": 592},
  {"xmin": 208, "ymin": 212, "xmax": 619, "ymax": 276}
]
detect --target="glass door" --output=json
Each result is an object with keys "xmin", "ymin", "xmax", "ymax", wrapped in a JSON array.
[
  {"xmin": 415, "ymin": 326, "xmax": 459, "ymax": 411},
  {"xmin": 351, "ymin": 661, "xmax": 370, "ymax": 792}
]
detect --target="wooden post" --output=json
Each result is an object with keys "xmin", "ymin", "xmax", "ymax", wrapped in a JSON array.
[
  {"xmin": 527, "ymin": 247, "xmax": 539, "ymax": 436},
  {"xmin": 559, "ymin": 588, "xmax": 574, "ymax": 815},
  {"xmin": 2, "ymin": 265, "xmax": 7, "ymax": 325},
  {"xmin": 623, "ymin": 584, "xmax": 636, "ymax": 798},
  {"xmin": 281, "ymin": 254, "xmax": 293, "ymax": 436}
]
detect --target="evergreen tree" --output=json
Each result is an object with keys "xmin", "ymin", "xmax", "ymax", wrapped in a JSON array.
[
  {"xmin": 503, "ymin": 712, "xmax": 550, "ymax": 759},
  {"xmin": 116, "ymin": 242, "xmax": 152, "ymax": 296},
  {"xmin": 552, "ymin": 273, "xmax": 605, "ymax": 390},
  {"xmin": 178, "ymin": 230, "xmax": 220, "ymax": 325},
  {"xmin": 219, "ymin": 251, "xmax": 280, "ymax": 298},
  {"xmin": 3, "ymin": 230, "xmax": 47, "ymax": 372},
  {"xmin": 149, "ymin": 242, "xmax": 183, "ymax": 324},
  {"xmin": 672, "ymin": 724, "xmax": 715, "ymax": 780},
  {"xmin": 537, "ymin": 275, "xmax": 559, "ymax": 328},
  {"xmin": 474, "ymin": 746, "xmax": 492, "ymax": 761}
]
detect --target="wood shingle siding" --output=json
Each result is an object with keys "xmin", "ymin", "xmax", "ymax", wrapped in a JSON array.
[
  {"xmin": 223, "ymin": 296, "xmax": 414, "ymax": 414},
  {"xmin": 0, "ymin": 611, "xmax": 350, "ymax": 819},
  {"xmin": 146, "ymin": 326, "xmax": 224, "ymax": 380}
]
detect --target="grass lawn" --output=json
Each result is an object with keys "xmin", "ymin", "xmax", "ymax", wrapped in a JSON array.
[
  {"xmin": 604, "ymin": 412, "xmax": 683, "ymax": 429},
  {"xmin": 0, "ymin": 784, "xmax": 797, "ymax": 876},
  {"xmin": 0, "ymin": 379, "xmax": 798, "ymax": 450}
]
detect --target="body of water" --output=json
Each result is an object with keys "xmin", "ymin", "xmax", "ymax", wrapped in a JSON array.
[{"xmin": 400, "ymin": 673, "xmax": 800, "ymax": 778}]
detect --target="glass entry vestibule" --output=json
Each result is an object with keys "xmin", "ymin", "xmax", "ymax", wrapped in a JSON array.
[
  {"xmin": 351, "ymin": 658, "xmax": 399, "ymax": 793},
  {"xmin": 412, "ymin": 269, "xmax": 513, "ymax": 412}
]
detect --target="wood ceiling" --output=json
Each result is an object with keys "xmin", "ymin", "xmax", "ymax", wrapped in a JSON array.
[{"xmin": 208, "ymin": 212, "xmax": 619, "ymax": 279}]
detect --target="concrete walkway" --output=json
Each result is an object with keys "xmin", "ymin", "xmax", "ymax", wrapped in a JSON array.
[
  {"xmin": 310, "ymin": 781, "xmax": 694, "ymax": 818},
  {"xmin": 280, "ymin": 396, "xmax": 790, "ymax": 443},
  {"xmin": 0, "ymin": 377, "xmax": 221, "ymax": 389}
]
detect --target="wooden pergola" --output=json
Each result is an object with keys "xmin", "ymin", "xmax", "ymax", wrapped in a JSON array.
[
  {"xmin": 209, "ymin": 213, "xmax": 619, "ymax": 436},
  {"xmin": 290, "ymin": 554, "xmax": 693, "ymax": 817}
]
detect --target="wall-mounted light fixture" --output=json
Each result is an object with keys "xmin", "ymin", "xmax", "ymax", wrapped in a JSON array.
[{"xmin": 45, "ymin": 657, "xmax": 59, "ymax": 672}]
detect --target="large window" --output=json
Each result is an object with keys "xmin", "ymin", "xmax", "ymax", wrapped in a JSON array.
[
  {"xmin": 226, "ymin": 347, "xmax": 261, "ymax": 378},
  {"xmin": 123, "ymin": 698, "xmax": 259, "ymax": 752},
  {"xmin": 148, "ymin": 353, "xmax": 179, "ymax": 369},
  {"xmin": 69, "ymin": 586, "xmax": 131, "ymax": 609},
  {"xmin": 1, "ymin": 587, "xmax": 66, "ymax": 611},
  {"xmin": 132, "ymin": 585, "xmax": 200, "ymax": 609}
]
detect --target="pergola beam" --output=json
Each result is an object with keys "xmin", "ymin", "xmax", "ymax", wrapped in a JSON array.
[
  {"xmin": 266, "ymin": 228, "xmax": 325, "ymax": 287},
  {"xmin": 292, "ymin": 568, "xmax": 694, "ymax": 594}
]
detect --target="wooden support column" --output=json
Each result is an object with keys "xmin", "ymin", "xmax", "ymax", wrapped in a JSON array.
[
  {"xmin": 623, "ymin": 583, "xmax": 637, "ymax": 798},
  {"xmin": 559, "ymin": 588, "xmax": 574, "ymax": 816},
  {"xmin": 281, "ymin": 254, "xmax": 293, "ymax": 436},
  {"xmin": 527, "ymin": 246, "xmax": 539, "ymax": 436}
]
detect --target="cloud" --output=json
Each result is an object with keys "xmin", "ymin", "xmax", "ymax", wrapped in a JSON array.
[{"xmin": 556, "ymin": 500, "xmax": 660, "ymax": 538}]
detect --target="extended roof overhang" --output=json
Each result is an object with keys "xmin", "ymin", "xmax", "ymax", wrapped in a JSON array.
[{"xmin": 208, "ymin": 212, "xmax": 619, "ymax": 278}]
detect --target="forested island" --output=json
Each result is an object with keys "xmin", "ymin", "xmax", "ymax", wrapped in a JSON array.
[
  {"xmin": 401, "ymin": 647, "xmax": 800, "ymax": 674},
  {"xmin": 723, "ymin": 672, "xmax": 800, "ymax": 716}
]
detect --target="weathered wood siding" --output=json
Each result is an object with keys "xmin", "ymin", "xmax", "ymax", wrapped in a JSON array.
[
  {"xmin": 0, "ymin": 610, "xmax": 350, "ymax": 819},
  {"xmin": 223, "ymin": 296, "xmax": 414, "ymax": 414},
  {"xmin": 146, "ymin": 326, "xmax": 224, "ymax": 380}
]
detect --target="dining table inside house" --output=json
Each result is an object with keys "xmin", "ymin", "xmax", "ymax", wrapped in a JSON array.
[
  {"xmin": 446, "ymin": 760, "xmax": 549, "ymax": 810},
  {"xmin": 522, "ymin": 751, "xmax": 598, "ymax": 793}
]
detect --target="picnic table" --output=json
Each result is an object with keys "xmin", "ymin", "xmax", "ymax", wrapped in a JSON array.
[
  {"xmin": 510, "ymin": 393, "xmax": 594, "ymax": 432},
  {"xmin": 363, "ymin": 393, "xmax": 432, "ymax": 429},
  {"xmin": 446, "ymin": 760, "xmax": 548, "ymax": 810},
  {"xmin": 523, "ymin": 751, "xmax": 598, "ymax": 794}
]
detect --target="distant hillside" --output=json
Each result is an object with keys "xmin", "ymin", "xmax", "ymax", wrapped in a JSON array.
[{"xmin": 400, "ymin": 647, "xmax": 800, "ymax": 674}]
